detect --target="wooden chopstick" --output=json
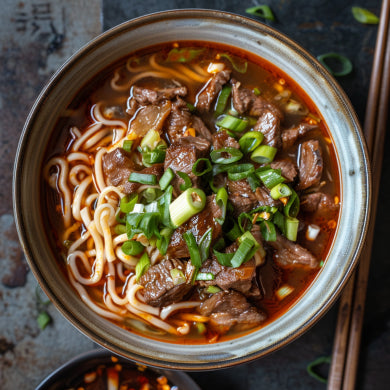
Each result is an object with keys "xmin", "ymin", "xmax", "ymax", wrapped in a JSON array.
[{"xmin": 327, "ymin": 1, "xmax": 390, "ymax": 389}]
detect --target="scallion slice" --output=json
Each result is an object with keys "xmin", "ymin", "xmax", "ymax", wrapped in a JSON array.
[
  {"xmin": 196, "ymin": 272, "xmax": 215, "ymax": 281},
  {"xmin": 169, "ymin": 188, "xmax": 206, "ymax": 228},
  {"xmin": 129, "ymin": 172, "xmax": 157, "ymax": 185},
  {"xmin": 215, "ymin": 85, "xmax": 232, "ymax": 116},
  {"xmin": 215, "ymin": 187, "xmax": 228, "ymax": 225},
  {"xmin": 217, "ymin": 114, "xmax": 248, "ymax": 132},
  {"xmin": 122, "ymin": 140, "xmax": 133, "ymax": 152},
  {"xmin": 135, "ymin": 252, "xmax": 150, "ymax": 282},
  {"xmin": 176, "ymin": 171, "xmax": 192, "ymax": 191},
  {"xmin": 225, "ymin": 220, "xmax": 242, "ymax": 241},
  {"xmin": 210, "ymin": 147, "xmax": 243, "ymax": 164},
  {"xmin": 317, "ymin": 53, "xmax": 353, "ymax": 77},
  {"xmin": 285, "ymin": 217, "xmax": 299, "ymax": 241},
  {"xmin": 206, "ymin": 285, "xmax": 221, "ymax": 294},
  {"xmin": 120, "ymin": 193, "xmax": 138, "ymax": 214},
  {"xmin": 121, "ymin": 240, "xmax": 145, "ymax": 256},
  {"xmin": 159, "ymin": 168, "xmax": 174, "ymax": 190},
  {"xmin": 160, "ymin": 185, "xmax": 173, "ymax": 227},
  {"xmin": 227, "ymin": 163, "xmax": 255, "ymax": 181},
  {"xmin": 239, "ymin": 131, "xmax": 264, "ymax": 153},
  {"xmin": 246, "ymin": 5, "xmax": 275, "ymax": 21},
  {"xmin": 140, "ymin": 129, "xmax": 161, "ymax": 149},
  {"xmin": 213, "ymin": 248, "xmax": 234, "ymax": 267},
  {"xmin": 251, "ymin": 144, "xmax": 278, "ymax": 163},
  {"xmin": 352, "ymin": 7, "xmax": 379, "ymax": 24},
  {"xmin": 230, "ymin": 238, "xmax": 255, "ymax": 268},
  {"xmin": 260, "ymin": 220, "xmax": 277, "ymax": 241},
  {"xmin": 219, "ymin": 54, "xmax": 248, "ymax": 73},
  {"xmin": 284, "ymin": 189, "xmax": 300, "ymax": 218},
  {"xmin": 247, "ymin": 173, "xmax": 261, "ymax": 191},
  {"xmin": 141, "ymin": 145, "xmax": 166, "ymax": 166},
  {"xmin": 156, "ymin": 227, "xmax": 173, "ymax": 255},
  {"xmin": 192, "ymin": 158, "xmax": 213, "ymax": 176},
  {"xmin": 273, "ymin": 210, "xmax": 286, "ymax": 235},
  {"xmin": 256, "ymin": 168, "xmax": 285, "ymax": 189},
  {"xmin": 170, "ymin": 268, "xmax": 186, "ymax": 285},
  {"xmin": 270, "ymin": 183, "xmax": 292, "ymax": 200},
  {"xmin": 199, "ymin": 227, "xmax": 213, "ymax": 263},
  {"xmin": 183, "ymin": 230, "xmax": 202, "ymax": 268},
  {"xmin": 114, "ymin": 224, "xmax": 126, "ymax": 235}
]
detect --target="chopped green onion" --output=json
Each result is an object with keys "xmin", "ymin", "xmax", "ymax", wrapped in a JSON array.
[
  {"xmin": 270, "ymin": 183, "xmax": 292, "ymax": 200},
  {"xmin": 251, "ymin": 144, "xmax": 278, "ymax": 163},
  {"xmin": 140, "ymin": 129, "xmax": 161, "ymax": 149},
  {"xmin": 219, "ymin": 53, "xmax": 248, "ymax": 73},
  {"xmin": 196, "ymin": 272, "xmax": 215, "ymax": 281},
  {"xmin": 214, "ymin": 85, "xmax": 232, "ymax": 116},
  {"xmin": 121, "ymin": 240, "xmax": 145, "ymax": 256},
  {"xmin": 160, "ymin": 185, "xmax": 173, "ymax": 227},
  {"xmin": 156, "ymin": 227, "xmax": 173, "ymax": 255},
  {"xmin": 170, "ymin": 268, "xmax": 186, "ymax": 285},
  {"xmin": 276, "ymin": 284, "xmax": 294, "ymax": 300},
  {"xmin": 273, "ymin": 210, "xmax": 286, "ymax": 235},
  {"xmin": 167, "ymin": 47, "xmax": 204, "ymax": 62},
  {"xmin": 317, "ymin": 53, "xmax": 353, "ymax": 77},
  {"xmin": 352, "ymin": 7, "xmax": 379, "ymax": 24},
  {"xmin": 126, "ymin": 212, "xmax": 144, "ymax": 239},
  {"xmin": 210, "ymin": 147, "xmax": 243, "ymax": 164},
  {"xmin": 129, "ymin": 172, "xmax": 157, "ymax": 185},
  {"xmin": 247, "ymin": 173, "xmax": 261, "ymax": 191},
  {"xmin": 230, "ymin": 238, "xmax": 256, "ymax": 267},
  {"xmin": 198, "ymin": 227, "xmax": 213, "ymax": 263},
  {"xmin": 217, "ymin": 114, "xmax": 248, "ymax": 132},
  {"xmin": 187, "ymin": 102, "xmax": 196, "ymax": 112},
  {"xmin": 206, "ymin": 285, "xmax": 221, "ymax": 294},
  {"xmin": 227, "ymin": 163, "xmax": 255, "ymax": 181},
  {"xmin": 215, "ymin": 187, "xmax": 228, "ymax": 225},
  {"xmin": 37, "ymin": 311, "xmax": 52, "ymax": 330},
  {"xmin": 238, "ymin": 231, "xmax": 260, "ymax": 260},
  {"xmin": 246, "ymin": 5, "xmax": 275, "ymax": 21},
  {"xmin": 183, "ymin": 231, "xmax": 202, "ymax": 268},
  {"xmin": 238, "ymin": 212, "xmax": 253, "ymax": 233},
  {"xmin": 159, "ymin": 168, "xmax": 174, "ymax": 190},
  {"xmin": 169, "ymin": 188, "xmax": 206, "ymax": 228},
  {"xmin": 239, "ymin": 131, "xmax": 264, "ymax": 153},
  {"xmin": 192, "ymin": 158, "xmax": 213, "ymax": 176},
  {"xmin": 256, "ymin": 168, "xmax": 285, "ymax": 189},
  {"xmin": 122, "ymin": 140, "xmax": 133, "ymax": 152},
  {"xmin": 142, "ymin": 188, "xmax": 161, "ymax": 203},
  {"xmin": 284, "ymin": 189, "xmax": 300, "ymax": 218},
  {"xmin": 306, "ymin": 356, "xmax": 331, "ymax": 384},
  {"xmin": 139, "ymin": 212, "xmax": 161, "ymax": 239},
  {"xmin": 176, "ymin": 171, "xmax": 192, "ymax": 191},
  {"xmin": 260, "ymin": 220, "xmax": 277, "ymax": 241},
  {"xmin": 120, "ymin": 193, "xmax": 138, "ymax": 213},
  {"xmin": 114, "ymin": 224, "xmax": 126, "ymax": 235},
  {"xmin": 285, "ymin": 217, "xmax": 299, "ymax": 241},
  {"xmin": 135, "ymin": 252, "xmax": 150, "ymax": 282},
  {"xmin": 225, "ymin": 220, "xmax": 242, "ymax": 241},
  {"xmin": 213, "ymin": 248, "xmax": 234, "ymax": 267},
  {"xmin": 141, "ymin": 145, "xmax": 166, "ymax": 166},
  {"xmin": 253, "ymin": 87, "xmax": 261, "ymax": 96}
]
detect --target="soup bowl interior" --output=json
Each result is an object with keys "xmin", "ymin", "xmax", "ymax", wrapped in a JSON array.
[{"xmin": 13, "ymin": 9, "xmax": 370, "ymax": 369}]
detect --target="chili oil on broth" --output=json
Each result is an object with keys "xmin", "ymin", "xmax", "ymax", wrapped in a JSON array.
[{"xmin": 42, "ymin": 41, "xmax": 340, "ymax": 344}]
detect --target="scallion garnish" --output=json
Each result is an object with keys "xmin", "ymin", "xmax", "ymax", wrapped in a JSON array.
[
  {"xmin": 225, "ymin": 220, "xmax": 242, "ymax": 241},
  {"xmin": 245, "ymin": 5, "xmax": 275, "ymax": 21},
  {"xmin": 160, "ymin": 185, "xmax": 173, "ymax": 227},
  {"xmin": 260, "ymin": 220, "xmax": 277, "ymax": 241},
  {"xmin": 169, "ymin": 187, "xmax": 206, "ymax": 228},
  {"xmin": 216, "ymin": 114, "xmax": 248, "ymax": 132},
  {"xmin": 284, "ymin": 189, "xmax": 300, "ymax": 218},
  {"xmin": 214, "ymin": 85, "xmax": 232, "ymax": 116},
  {"xmin": 195, "ymin": 272, "xmax": 215, "ymax": 281},
  {"xmin": 114, "ymin": 224, "xmax": 126, "ymax": 235},
  {"xmin": 167, "ymin": 47, "xmax": 205, "ymax": 62},
  {"xmin": 206, "ymin": 285, "xmax": 221, "ymax": 294},
  {"xmin": 176, "ymin": 171, "xmax": 192, "ymax": 191},
  {"xmin": 270, "ymin": 183, "xmax": 292, "ymax": 200},
  {"xmin": 128, "ymin": 172, "xmax": 157, "ymax": 185},
  {"xmin": 227, "ymin": 163, "xmax": 255, "ymax": 181},
  {"xmin": 121, "ymin": 240, "xmax": 145, "ymax": 256},
  {"xmin": 239, "ymin": 131, "xmax": 264, "ymax": 153},
  {"xmin": 285, "ymin": 217, "xmax": 299, "ymax": 241},
  {"xmin": 37, "ymin": 311, "xmax": 52, "ymax": 330},
  {"xmin": 247, "ymin": 173, "xmax": 261, "ymax": 191},
  {"xmin": 156, "ymin": 227, "xmax": 173, "ymax": 255},
  {"xmin": 317, "ymin": 53, "xmax": 353, "ymax": 77},
  {"xmin": 273, "ymin": 210, "xmax": 286, "ymax": 235},
  {"xmin": 140, "ymin": 129, "xmax": 161, "ymax": 150},
  {"xmin": 230, "ymin": 237, "xmax": 256, "ymax": 267},
  {"xmin": 192, "ymin": 158, "xmax": 213, "ymax": 176},
  {"xmin": 219, "ymin": 53, "xmax": 248, "ymax": 73},
  {"xmin": 183, "ymin": 230, "xmax": 202, "ymax": 268},
  {"xmin": 198, "ymin": 227, "xmax": 213, "ymax": 263},
  {"xmin": 159, "ymin": 168, "xmax": 174, "ymax": 190},
  {"xmin": 256, "ymin": 168, "xmax": 285, "ymax": 188},
  {"xmin": 120, "ymin": 193, "xmax": 138, "ymax": 214},
  {"xmin": 135, "ymin": 252, "xmax": 150, "ymax": 282},
  {"xmin": 122, "ymin": 140, "xmax": 133, "ymax": 152},
  {"xmin": 141, "ymin": 145, "xmax": 166, "ymax": 166},
  {"xmin": 238, "ymin": 212, "xmax": 253, "ymax": 233},
  {"xmin": 351, "ymin": 7, "xmax": 379, "ymax": 24},
  {"xmin": 210, "ymin": 147, "xmax": 243, "ymax": 164},
  {"xmin": 215, "ymin": 187, "xmax": 228, "ymax": 225},
  {"xmin": 170, "ymin": 268, "xmax": 186, "ymax": 285},
  {"xmin": 251, "ymin": 144, "xmax": 278, "ymax": 163},
  {"xmin": 306, "ymin": 356, "xmax": 331, "ymax": 384}
]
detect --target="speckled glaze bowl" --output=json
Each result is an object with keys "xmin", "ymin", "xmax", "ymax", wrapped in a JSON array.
[{"xmin": 14, "ymin": 9, "xmax": 370, "ymax": 370}]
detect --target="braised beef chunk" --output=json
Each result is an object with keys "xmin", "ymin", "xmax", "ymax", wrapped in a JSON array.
[
  {"xmin": 191, "ymin": 116, "xmax": 213, "ymax": 142},
  {"xmin": 198, "ymin": 290, "xmax": 266, "ymax": 333},
  {"xmin": 139, "ymin": 259, "xmax": 194, "ymax": 307},
  {"xmin": 212, "ymin": 130, "xmax": 240, "ymax": 150},
  {"xmin": 197, "ymin": 69, "xmax": 231, "ymax": 111},
  {"xmin": 132, "ymin": 85, "xmax": 187, "ymax": 105},
  {"xmin": 282, "ymin": 123, "xmax": 317, "ymax": 150},
  {"xmin": 227, "ymin": 179, "xmax": 258, "ymax": 216},
  {"xmin": 269, "ymin": 233, "xmax": 318, "ymax": 268},
  {"xmin": 164, "ymin": 136, "xmax": 210, "ymax": 193},
  {"xmin": 254, "ymin": 110, "xmax": 282, "ymax": 148},
  {"xmin": 296, "ymin": 140, "xmax": 323, "ymax": 190},
  {"xmin": 301, "ymin": 192, "xmax": 339, "ymax": 216},
  {"xmin": 166, "ymin": 98, "xmax": 193, "ymax": 143},
  {"xmin": 199, "ymin": 257, "xmax": 260, "ymax": 296},
  {"xmin": 270, "ymin": 158, "xmax": 298, "ymax": 182},
  {"xmin": 167, "ymin": 195, "xmax": 222, "ymax": 258},
  {"xmin": 103, "ymin": 148, "xmax": 135, "ymax": 188},
  {"xmin": 255, "ymin": 187, "xmax": 282, "ymax": 208}
]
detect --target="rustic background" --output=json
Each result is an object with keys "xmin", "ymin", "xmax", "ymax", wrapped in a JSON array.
[{"xmin": 1, "ymin": 0, "xmax": 389, "ymax": 389}]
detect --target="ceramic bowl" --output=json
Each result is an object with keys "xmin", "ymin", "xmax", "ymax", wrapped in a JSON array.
[{"xmin": 14, "ymin": 9, "xmax": 370, "ymax": 370}]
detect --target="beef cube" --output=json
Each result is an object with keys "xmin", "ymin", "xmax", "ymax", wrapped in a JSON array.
[
  {"xmin": 196, "ymin": 69, "xmax": 231, "ymax": 111},
  {"xmin": 132, "ymin": 85, "xmax": 187, "ymax": 105},
  {"xmin": 139, "ymin": 258, "xmax": 194, "ymax": 307},
  {"xmin": 164, "ymin": 136, "xmax": 210, "ymax": 193},
  {"xmin": 102, "ymin": 148, "xmax": 135, "ymax": 188},
  {"xmin": 191, "ymin": 116, "xmax": 213, "ymax": 142},
  {"xmin": 268, "ymin": 233, "xmax": 318, "ymax": 268},
  {"xmin": 212, "ymin": 130, "xmax": 240, "ymax": 150},
  {"xmin": 300, "ymin": 192, "xmax": 339, "ymax": 216},
  {"xmin": 198, "ymin": 290, "xmax": 266, "ymax": 333},
  {"xmin": 227, "ymin": 179, "xmax": 258, "ymax": 216},
  {"xmin": 166, "ymin": 98, "xmax": 193, "ymax": 143},
  {"xmin": 270, "ymin": 158, "xmax": 298, "ymax": 182},
  {"xmin": 296, "ymin": 140, "xmax": 323, "ymax": 190},
  {"xmin": 167, "ymin": 195, "xmax": 222, "ymax": 258},
  {"xmin": 282, "ymin": 123, "xmax": 317, "ymax": 150},
  {"xmin": 254, "ymin": 110, "xmax": 281, "ymax": 149}
]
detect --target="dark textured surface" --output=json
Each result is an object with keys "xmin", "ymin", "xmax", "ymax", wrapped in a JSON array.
[{"xmin": 103, "ymin": 1, "xmax": 389, "ymax": 389}]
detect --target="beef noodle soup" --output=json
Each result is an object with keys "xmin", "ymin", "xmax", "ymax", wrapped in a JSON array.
[{"xmin": 43, "ymin": 41, "xmax": 340, "ymax": 343}]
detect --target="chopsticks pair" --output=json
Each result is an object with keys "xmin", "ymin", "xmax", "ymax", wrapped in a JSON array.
[{"xmin": 327, "ymin": 0, "xmax": 390, "ymax": 389}]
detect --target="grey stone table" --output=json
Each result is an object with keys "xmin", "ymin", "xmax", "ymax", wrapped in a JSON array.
[{"xmin": 1, "ymin": 0, "xmax": 388, "ymax": 389}]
